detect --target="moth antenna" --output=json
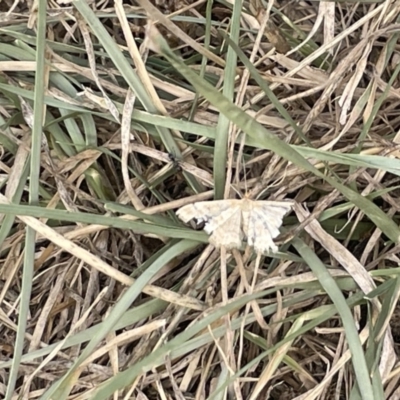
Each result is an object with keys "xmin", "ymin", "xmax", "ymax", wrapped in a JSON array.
[
  {"xmin": 242, "ymin": 153, "xmax": 249, "ymax": 197},
  {"xmin": 254, "ymin": 163, "xmax": 290, "ymax": 200},
  {"xmin": 269, "ymin": 164, "xmax": 289, "ymax": 189},
  {"xmin": 230, "ymin": 184, "xmax": 243, "ymax": 199}
]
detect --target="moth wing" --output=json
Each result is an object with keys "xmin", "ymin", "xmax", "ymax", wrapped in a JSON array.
[
  {"xmin": 256, "ymin": 202, "xmax": 292, "ymax": 234},
  {"xmin": 247, "ymin": 202, "xmax": 292, "ymax": 254},
  {"xmin": 208, "ymin": 206, "xmax": 243, "ymax": 249},
  {"xmin": 247, "ymin": 211, "xmax": 278, "ymax": 253},
  {"xmin": 257, "ymin": 201, "xmax": 293, "ymax": 215},
  {"xmin": 176, "ymin": 200, "xmax": 237, "ymax": 223}
]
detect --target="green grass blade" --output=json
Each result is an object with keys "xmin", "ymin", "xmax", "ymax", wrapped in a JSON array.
[
  {"xmin": 4, "ymin": 2, "xmax": 47, "ymax": 400},
  {"xmin": 213, "ymin": 0, "xmax": 242, "ymax": 198}
]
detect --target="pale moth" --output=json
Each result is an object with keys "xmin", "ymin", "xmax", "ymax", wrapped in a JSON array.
[{"xmin": 176, "ymin": 197, "xmax": 293, "ymax": 254}]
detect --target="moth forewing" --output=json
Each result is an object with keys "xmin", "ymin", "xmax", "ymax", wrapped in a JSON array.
[
  {"xmin": 251, "ymin": 230, "xmax": 278, "ymax": 253},
  {"xmin": 175, "ymin": 204, "xmax": 198, "ymax": 223},
  {"xmin": 247, "ymin": 208, "xmax": 280, "ymax": 253},
  {"xmin": 245, "ymin": 200, "xmax": 291, "ymax": 230},
  {"xmin": 257, "ymin": 201, "xmax": 293, "ymax": 214},
  {"xmin": 176, "ymin": 198, "xmax": 293, "ymax": 253},
  {"xmin": 250, "ymin": 201, "xmax": 292, "ymax": 253},
  {"xmin": 208, "ymin": 206, "xmax": 243, "ymax": 249},
  {"xmin": 202, "ymin": 205, "xmax": 241, "ymax": 235},
  {"xmin": 176, "ymin": 200, "xmax": 233, "ymax": 223}
]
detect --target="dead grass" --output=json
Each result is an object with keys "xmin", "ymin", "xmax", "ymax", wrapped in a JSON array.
[{"xmin": 1, "ymin": 0, "xmax": 400, "ymax": 399}]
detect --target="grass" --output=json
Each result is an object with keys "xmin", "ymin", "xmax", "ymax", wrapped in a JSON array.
[{"xmin": 0, "ymin": 0, "xmax": 400, "ymax": 399}]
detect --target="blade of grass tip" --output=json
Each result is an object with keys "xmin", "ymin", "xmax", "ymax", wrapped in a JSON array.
[
  {"xmin": 213, "ymin": 0, "xmax": 241, "ymax": 199},
  {"xmin": 39, "ymin": 239, "xmax": 200, "ymax": 400},
  {"xmin": 4, "ymin": 3, "xmax": 47, "ymax": 400},
  {"xmin": 291, "ymin": 236, "xmax": 376, "ymax": 400},
  {"xmin": 145, "ymin": 24, "xmax": 400, "ymax": 244}
]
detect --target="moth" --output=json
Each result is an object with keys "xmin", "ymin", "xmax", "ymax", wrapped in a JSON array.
[{"xmin": 176, "ymin": 198, "xmax": 293, "ymax": 254}]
